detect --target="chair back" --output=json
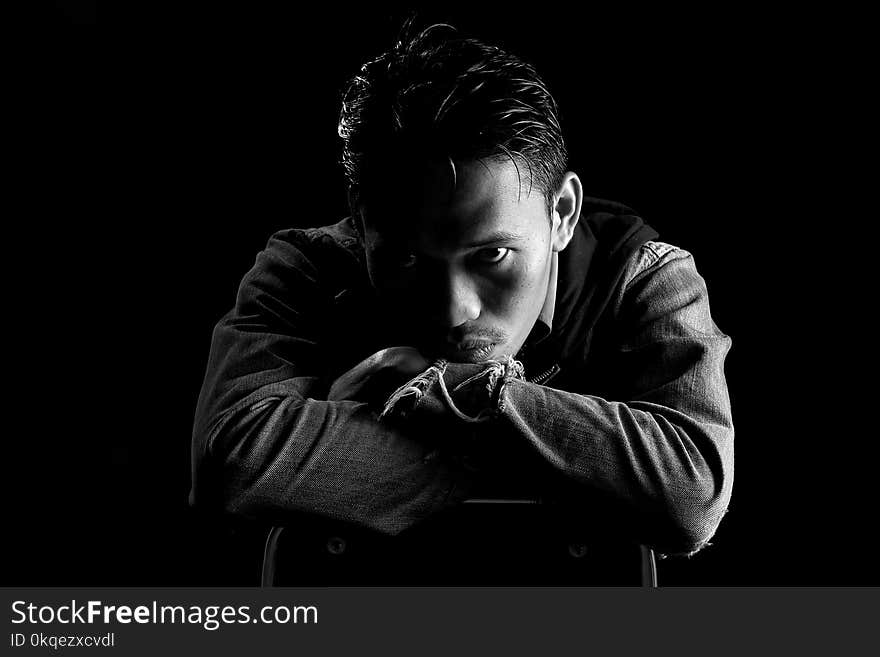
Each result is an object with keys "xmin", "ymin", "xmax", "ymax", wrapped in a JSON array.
[{"xmin": 261, "ymin": 499, "xmax": 658, "ymax": 587}]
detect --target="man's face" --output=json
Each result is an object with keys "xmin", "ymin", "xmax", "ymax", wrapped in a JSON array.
[{"xmin": 361, "ymin": 158, "xmax": 573, "ymax": 363}]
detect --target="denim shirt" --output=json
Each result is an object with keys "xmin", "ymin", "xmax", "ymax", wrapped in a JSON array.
[{"xmin": 191, "ymin": 222, "xmax": 734, "ymax": 557}]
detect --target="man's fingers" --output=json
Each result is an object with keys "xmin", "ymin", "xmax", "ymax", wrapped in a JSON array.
[
  {"xmin": 373, "ymin": 347, "xmax": 431, "ymax": 376},
  {"xmin": 327, "ymin": 346, "xmax": 431, "ymax": 402}
]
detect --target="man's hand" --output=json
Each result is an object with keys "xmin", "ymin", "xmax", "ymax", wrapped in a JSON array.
[{"xmin": 327, "ymin": 347, "xmax": 431, "ymax": 404}]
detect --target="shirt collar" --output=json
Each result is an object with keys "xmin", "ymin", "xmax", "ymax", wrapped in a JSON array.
[{"xmin": 527, "ymin": 250, "xmax": 558, "ymax": 345}]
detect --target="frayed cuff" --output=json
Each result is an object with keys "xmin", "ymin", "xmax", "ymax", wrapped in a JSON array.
[
  {"xmin": 379, "ymin": 356, "xmax": 526, "ymax": 423},
  {"xmin": 378, "ymin": 359, "xmax": 448, "ymax": 420}
]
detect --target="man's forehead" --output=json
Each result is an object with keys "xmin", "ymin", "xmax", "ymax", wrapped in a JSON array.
[
  {"xmin": 368, "ymin": 158, "xmax": 545, "ymax": 245},
  {"xmin": 417, "ymin": 158, "xmax": 531, "ymax": 212}
]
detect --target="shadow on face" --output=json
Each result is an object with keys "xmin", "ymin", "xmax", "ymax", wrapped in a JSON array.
[{"xmin": 358, "ymin": 158, "xmax": 577, "ymax": 362}]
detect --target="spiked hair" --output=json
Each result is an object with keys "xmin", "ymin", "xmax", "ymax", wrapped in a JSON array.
[{"xmin": 337, "ymin": 21, "xmax": 568, "ymax": 218}]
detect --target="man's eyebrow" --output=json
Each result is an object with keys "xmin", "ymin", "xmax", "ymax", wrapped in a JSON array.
[{"xmin": 463, "ymin": 230, "xmax": 524, "ymax": 248}]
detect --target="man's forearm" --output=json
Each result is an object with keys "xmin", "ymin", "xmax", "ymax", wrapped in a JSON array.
[
  {"xmin": 393, "ymin": 248, "xmax": 735, "ymax": 555},
  {"xmin": 192, "ymin": 376, "xmax": 474, "ymax": 535},
  {"xmin": 494, "ymin": 378, "xmax": 734, "ymax": 555}
]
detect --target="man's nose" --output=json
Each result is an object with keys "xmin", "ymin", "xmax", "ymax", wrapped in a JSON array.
[{"xmin": 431, "ymin": 269, "xmax": 481, "ymax": 329}]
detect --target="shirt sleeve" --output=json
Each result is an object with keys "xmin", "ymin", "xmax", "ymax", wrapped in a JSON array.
[
  {"xmin": 485, "ymin": 243, "xmax": 734, "ymax": 556},
  {"xmin": 190, "ymin": 230, "xmax": 475, "ymax": 535}
]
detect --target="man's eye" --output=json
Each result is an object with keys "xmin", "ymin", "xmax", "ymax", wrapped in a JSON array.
[{"xmin": 475, "ymin": 247, "xmax": 510, "ymax": 264}]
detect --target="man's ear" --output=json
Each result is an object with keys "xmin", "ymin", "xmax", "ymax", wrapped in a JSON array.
[{"xmin": 550, "ymin": 172, "xmax": 583, "ymax": 252}]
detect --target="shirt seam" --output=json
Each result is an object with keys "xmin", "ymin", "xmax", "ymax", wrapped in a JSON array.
[{"xmin": 624, "ymin": 241, "xmax": 692, "ymax": 292}]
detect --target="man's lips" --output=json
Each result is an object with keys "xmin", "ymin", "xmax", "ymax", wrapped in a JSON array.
[{"xmin": 441, "ymin": 341, "xmax": 497, "ymax": 362}]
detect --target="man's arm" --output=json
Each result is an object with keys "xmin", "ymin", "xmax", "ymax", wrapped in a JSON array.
[
  {"xmin": 403, "ymin": 244, "xmax": 733, "ymax": 555},
  {"xmin": 190, "ymin": 231, "xmax": 474, "ymax": 535},
  {"xmin": 504, "ymin": 245, "xmax": 733, "ymax": 555}
]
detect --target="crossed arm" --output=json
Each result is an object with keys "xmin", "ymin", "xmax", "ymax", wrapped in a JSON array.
[{"xmin": 191, "ymin": 240, "xmax": 733, "ymax": 555}]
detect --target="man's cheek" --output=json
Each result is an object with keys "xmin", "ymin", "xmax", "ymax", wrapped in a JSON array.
[{"xmin": 482, "ymin": 276, "xmax": 525, "ymax": 318}]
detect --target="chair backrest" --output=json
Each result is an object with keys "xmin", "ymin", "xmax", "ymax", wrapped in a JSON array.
[{"xmin": 261, "ymin": 499, "xmax": 658, "ymax": 587}]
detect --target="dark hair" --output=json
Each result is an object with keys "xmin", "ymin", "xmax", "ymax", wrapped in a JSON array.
[{"xmin": 337, "ymin": 21, "xmax": 568, "ymax": 218}]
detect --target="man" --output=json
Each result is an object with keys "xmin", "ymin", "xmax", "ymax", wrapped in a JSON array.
[{"xmin": 191, "ymin": 23, "xmax": 733, "ymax": 577}]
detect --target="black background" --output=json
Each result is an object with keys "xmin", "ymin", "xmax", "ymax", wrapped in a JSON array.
[{"xmin": 11, "ymin": 3, "xmax": 874, "ymax": 586}]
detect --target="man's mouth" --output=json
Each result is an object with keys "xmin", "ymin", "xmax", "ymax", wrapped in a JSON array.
[{"xmin": 442, "ymin": 341, "xmax": 497, "ymax": 363}]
